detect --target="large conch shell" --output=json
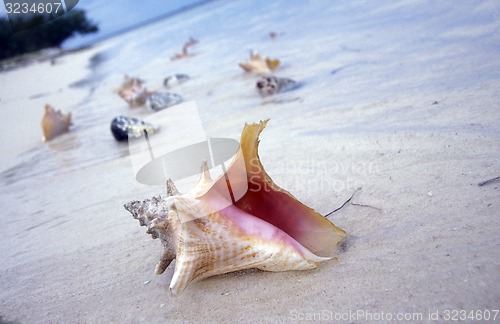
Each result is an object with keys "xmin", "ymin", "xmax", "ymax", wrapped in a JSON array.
[
  {"xmin": 239, "ymin": 52, "xmax": 280, "ymax": 74},
  {"xmin": 124, "ymin": 121, "xmax": 346, "ymax": 295},
  {"xmin": 41, "ymin": 104, "xmax": 72, "ymax": 142}
]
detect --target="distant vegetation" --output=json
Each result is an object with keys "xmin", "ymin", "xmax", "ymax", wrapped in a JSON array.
[{"xmin": 0, "ymin": 9, "xmax": 98, "ymax": 60}]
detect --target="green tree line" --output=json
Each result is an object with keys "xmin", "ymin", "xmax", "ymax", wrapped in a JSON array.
[{"xmin": 0, "ymin": 9, "xmax": 98, "ymax": 60}]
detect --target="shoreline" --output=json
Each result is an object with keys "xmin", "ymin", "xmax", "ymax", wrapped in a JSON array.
[
  {"xmin": 0, "ymin": 45, "xmax": 95, "ymax": 73},
  {"xmin": 0, "ymin": 44, "xmax": 105, "ymax": 172}
]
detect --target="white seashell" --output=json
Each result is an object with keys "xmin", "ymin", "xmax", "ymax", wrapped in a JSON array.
[
  {"xmin": 239, "ymin": 52, "xmax": 280, "ymax": 74},
  {"xmin": 163, "ymin": 74, "xmax": 190, "ymax": 88},
  {"xmin": 124, "ymin": 120, "xmax": 346, "ymax": 295}
]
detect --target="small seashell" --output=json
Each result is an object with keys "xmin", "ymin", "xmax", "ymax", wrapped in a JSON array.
[
  {"xmin": 41, "ymin": 104, "xmax": 72, "ymax": 142},
  {"xmin": 163, "ymin": 74, "xmax": 190, "ymax": 88},
  {"xmin": 124, "ymin": 120, "xmax": 346, "ymax": 295},
  {"xmin": 147, "ymin": 92, "xmax": 183, "ymax": 111},
  {"xmin": 256, "ymin": 75, "xmax": 297, "ymax": 96},
  {"xmin": 114, "ymin": 75, "xmax": 154, "ymax": 108},
  {"xmin": 171, "ymin": 37, "xmax": 198, "ymax": 61},
  {"xmin": 110, "ymin": 115, "xmax": 159, "ymax": 141},
  {"xmin": 239, "ymin": 51, "xmax": 280, "ymax": 74}
]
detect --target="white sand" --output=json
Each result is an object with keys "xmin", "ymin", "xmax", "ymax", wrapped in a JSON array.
[{"xmin": 0, "ymin": 0, "xmax": 499, "ymax": 322}]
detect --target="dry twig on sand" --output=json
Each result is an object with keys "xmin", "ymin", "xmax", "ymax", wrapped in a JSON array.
[
  {"xmin": 478, "ymin": 176, "xmax": 500, "ymax": 187},
  {"xmin": 325, "ymin": 187, "xmax": 382, "ymax": 216}
]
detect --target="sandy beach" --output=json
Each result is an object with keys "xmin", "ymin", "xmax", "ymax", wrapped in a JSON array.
[{"xmin": 1, "ymin": 0, "xmax": 499, "ymax": 322}]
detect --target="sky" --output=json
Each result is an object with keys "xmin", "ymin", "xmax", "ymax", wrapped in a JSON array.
[{"xmin": 0, "ymin": 0, "xmax": 210, "ymax": 49}]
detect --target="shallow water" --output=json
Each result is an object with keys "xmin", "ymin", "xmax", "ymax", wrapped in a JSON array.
[{"xmin": 4, "ymin": 1, "xmax": 499, "ymax": 178}]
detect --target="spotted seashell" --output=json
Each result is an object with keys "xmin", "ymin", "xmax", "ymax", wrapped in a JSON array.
[
  {"xmin": 256, "ymin": 75, "xmax": 297, "ymax": 96},
  {"xmin": 110, "ymin": 115, "xmax": 159, "ymax": 141},
  {"xmin": 147, "ymin": 92, "xmax": 183, "ymax": 111}
]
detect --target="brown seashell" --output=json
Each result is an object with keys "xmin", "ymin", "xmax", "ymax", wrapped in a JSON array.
[
  {"xmin": 124, "ymin": 121, "xmax": 346, "ymax": 295},
  {"xmin": 41, "ymin": 104, "xmax": 72, "ymax": 142},
  {"xmin": 114, "ymin": 75, "xmax": 154, "ymax": 108},
  {"xmin": 239, "ymin": 52, "xmax": 280, "ymax": 74},
  {"xmin": 171, "ymin": 37, "xmax": 199, "ymax": 61}
]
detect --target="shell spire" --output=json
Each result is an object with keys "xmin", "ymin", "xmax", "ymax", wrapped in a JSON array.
[{"xmin": 125, "ymin": 121, "xmax": 346, "ymax": 295}]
